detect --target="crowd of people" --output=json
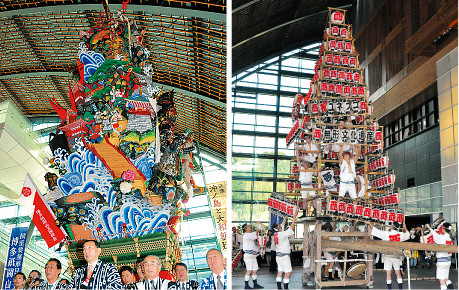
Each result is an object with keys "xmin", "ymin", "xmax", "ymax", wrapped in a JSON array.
[
  {"xmin": 234, "ymin": 214, "xmax": 456, "ymax": 290},
  {"xmin": 12, "ymin": 240, "xmax": 227, "ymax": 290}
]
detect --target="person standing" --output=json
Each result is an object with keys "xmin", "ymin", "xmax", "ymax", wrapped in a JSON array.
[
  {"xmin": 167, "ymin": 263, "xmax": 198, "ymax": 290},
  {"xmin": 26, "ymin": 270, "xmax": 43, "ymax": 289},
  {"xmin": 69, "ymin": 239, "xmax": 122, "ymax": 289},
  {"xmin": 273, "ymin": 209, "xmax": 299, "ymax": 289},
  {"xmin": 14, "ymin": 272, "xmax": 26, "ymax": 290},
  {"xmin": 120, "ymin": 266, "xmax": 138, "ymax": 289},
  {"xmin": 426, "ymin": 223, "xmax": 454, "ymax": 290},
  {"xmin": 136, "ymin": 256, "xmax": 171, "ymax": 290},
  {"xmin": 242, "ymin": 224, "xmax": 264, "ymax": 289},
  {"xmin": 338, "ymin": 144, "xmax": 359, "ymax": 199},
  {"xmin": 137, "ymin": 261, "xmax": 146, "ymax": 282},
  {"xmin": 366, "ymin": 222, "xmax": 410, "ymax": 289},
  {"xmin": 198, "ymin": 249, "xmax": 226, "ymax": 290},
  {"xmin": 32, "ymin": 259, "xmax": 67, "ymax": 290}
]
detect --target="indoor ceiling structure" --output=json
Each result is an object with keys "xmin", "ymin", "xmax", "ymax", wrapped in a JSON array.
[
  {"xmin": 0, "ymin": 0, "xmax": 226, "ymax": 159},
  {"xmin": 232, "ymin": 0, "xmax": 354, "ymax": 76}
]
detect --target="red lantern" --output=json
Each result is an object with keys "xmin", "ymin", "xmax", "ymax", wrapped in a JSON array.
[
  {"xmin": 343, "ymin": 85, "xmax": 351, "ymax": 96},
  {"xmin": 323, "ymin": 68, "xmax": 331, "ymax": 79},
  {"xmin": 346, "ymin": 203, "xmax": 354, "ymax": 215},
  {"xmin": 384, "ymin": 195, "xmax": 391, "ymax": 205},
  {"xmin": 331, "ymin": 11, "xmax": 344, "ymax": 24},
  {"xmin": 326, "ymin": 54, "xmax": 334, "ymax": 64},
  {"xmin": 355, "ymin": 205, "xmax": 363, "ymax": 216},
  {"xmin": 341, "ymin": 55, "xmax": 349, "ymax": 66},
  {"xmin": 337, "ymin": 41, "xmax": 344, "ymax": 51},
  {"xmin": 335, "ymin": 84, "xmax": 343, "ymax": 95},
  {"xmin": 388, "ymin": 211, "xmax": 396, "ymax": 222},
  {"xmin": 320, "ymin": 82, "xmax": 328, "ymax": 93},
  {"xmin": 351, "ymin": 86, "xmax": 358, "ymax": 97},
  {"xmin": 338, "ymin": 70, "xmax": 346, "ymax": 81},
  {"xmin": 287, "ymin": 182, "xmax": 294, "ymax": 192},
  {"xmin": 313, "ymin": 128, "xmax": 322, "ymax": 140},
  {"xmin": 349, "ymin": 57, "xmax": 357, "ymax": 67},
  {"xmin": 353, "ymin": 72, "xmax": 361, "ymax": 83},
  {"xmin": 329, "ymin": 200, "xmax": 338, "ymax": 212},
  {"xmin": 380, "ymin": 211, "xmax": 388, "ymax": 221},
  {"xmin": 328, "ymin": 83, "xmax": 335, "ymax": 94},
  {"xmin": 346, "ymin": 71, "xmax": 353, "ymax": 82},
  {"xmin": 311, "ymin": 103, "xmax": 319, "ymax": 114},
  {"xmin": 340, "ymin": 27, "xmax": 348, "ymax": 38},
  {"xmin": 363, "ymin": 207, "xmax": 371, "ymax": 218},
  {"xmin": 372, "ymin": 208, "xmax": 380, "ymax": 220},
  {"xmin": 345, "ymin": 41, "xmax": 352, "ymax": 52},
  {"xmin": 331, "ymin": 26, "xmax": 339, "ymax": 36},
  {"xmin": 334, "ymin": 55, "xmax": 341, "ymax": 66},
  {"xmin": 338, "ymin": 201, "xmax": 346, "ymax": 213},
  {"xmin": 329, "ymin": 39, "xmax": 337, "ymax": 50},
  {"xmin": 331, "ymin": 69, "xmax": 338, "ymax": 80}
]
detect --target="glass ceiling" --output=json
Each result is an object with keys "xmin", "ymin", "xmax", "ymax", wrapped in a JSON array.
[{"xmin": 232, "ymin": 42, "xmax": 321, "ymax": 225}]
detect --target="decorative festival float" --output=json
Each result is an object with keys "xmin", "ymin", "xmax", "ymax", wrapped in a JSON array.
[
  {"xmin": 39, "ymin": 2, "xmax": 205, "ymax": 276},
  {"xmin": 270, "ymin": 7, "xmax": 458, "ymax": 289}
]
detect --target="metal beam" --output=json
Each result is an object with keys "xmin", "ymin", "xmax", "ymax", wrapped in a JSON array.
[
  {"xmin": 0, "ymin": 80, "xmax": 26, "ymax": 112},
  {"xmin": 11, "ymin": 16, "xmax": 48, "ymax": 70},
  {"xmin": 200, "ymin": 155, "xmax": 226, "ymax": 172},
  {"xmin": 0, "ymin": 73, "xmax": 225, "ymax": 109},
  {"xmin": 233, "ymin": 4, "xmax": 352, "ymax": 49},
  {"xmin": 152, "ymin": 81, "xmax": 225, "ymax": 108},
  {"xmin": 0, "ymin": 71, "xmax": 72, "ymax": 80},
  {"xmin": 0, "ymin": 4, "xmax": 225, "ymax": 22}
]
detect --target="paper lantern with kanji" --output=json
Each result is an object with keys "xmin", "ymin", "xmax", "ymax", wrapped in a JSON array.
[{"xmin": 331, "ymin": 11, "xmax": 344, "ymax": 24}]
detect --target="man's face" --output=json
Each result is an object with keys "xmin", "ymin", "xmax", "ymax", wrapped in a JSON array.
[
  {"xmin": 121, "ymin": 270, "xmax": 134, "ymax": 285},
  {"xmin": 175, "ymin": 265, "xmax": 188, "ymax": 282},
  {"xmin": 83, "ymin": 241, "xmax": 101, "ymax": 264},
  {"xmin": 343, "ymin": 152, "xmax": 351, "ymax": 161},
  {"xmin": 206, "ymin": 250, "xmax": 224, "ymax": 274},
  {"xmin": 45, "ymin": 261, "xmax": 61, "ymax": 283},
  {"xmin": 137, "ymin": 262, "xmax": 145, "ymax": 280},
  {"xmin": 246, "ymin": 225, "xmax": 252, "ymax": 233},
  {"xmin": 143, "ymin": 256, "xmax": 160, "ymax": 280},
  {"xmin": 28, "ymin": 272, "xmax": 40, "ymax": 286},
  {"xmin": 13, "ymin": 275, "xmax": 25, "ymax": 289}
]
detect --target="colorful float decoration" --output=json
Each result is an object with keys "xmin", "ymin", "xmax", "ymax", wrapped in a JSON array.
[
  {"xmin": 284, "ymin": 7, "xmax": 405, "ymax": 226},
  {"xmin": 277, "ymin": 8, "xmax": 408, "ymax": 289},
  {"xmin": 43, "ymin": 4, "xmax": 202, "ymax": 274}
]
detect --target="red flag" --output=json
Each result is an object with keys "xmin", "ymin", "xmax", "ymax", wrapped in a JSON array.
[{"xmin": 21, "ymin": 174, "xmax": 65, "ymax": 248}]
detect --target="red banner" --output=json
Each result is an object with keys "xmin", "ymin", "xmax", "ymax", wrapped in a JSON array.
[
  {"xmin": 21, "ymin": 174, "xmax": 65, "ymax": 248},
  {"xmin": 33, "ymin": 193, "xmax": 66, "ymax": 248}
]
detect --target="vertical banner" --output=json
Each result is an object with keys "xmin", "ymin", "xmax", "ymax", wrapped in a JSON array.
[
  {"xmin": 207, "ymin": 181, "xmax": 227, "ymax": 254},
  {"xmin": 2, "ymin": 227, "xmax": 28, "ymax": 290}
]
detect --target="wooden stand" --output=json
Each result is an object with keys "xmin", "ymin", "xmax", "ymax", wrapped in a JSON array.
[{"xmin": 303, "ymin": 221, "xmax": 375, "ymax": 289}]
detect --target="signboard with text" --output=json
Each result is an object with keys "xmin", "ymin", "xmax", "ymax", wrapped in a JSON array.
[
  {"xmin": 208, "ymin": 181, "xmax": 227, "ymax": 254},
  {"xmin": 2, "ymin": 227, "xmax": 28, "ymax": 290}
]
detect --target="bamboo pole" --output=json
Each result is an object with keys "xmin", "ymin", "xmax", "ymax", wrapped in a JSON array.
[{"xmin": 322, "ymin": 239, "xmax": 459, "ymax": 254}]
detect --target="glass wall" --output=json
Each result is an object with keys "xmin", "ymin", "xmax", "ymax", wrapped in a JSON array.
[
  {"xmin": 384, "ymin": 98, "xmax": 439, "ymax": 148},
  {"xmin": 232, "ymin": 43, "xmax": 320, "ymax": 225}
]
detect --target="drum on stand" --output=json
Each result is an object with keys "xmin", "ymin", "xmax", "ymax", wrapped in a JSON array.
[
  {"xmin": 338, "ymin": 253, "xmax": 367, "ymax": 279},
  {"xmin": 346, "ymin": 262, "xmax": 366, "ymax": 278}
]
